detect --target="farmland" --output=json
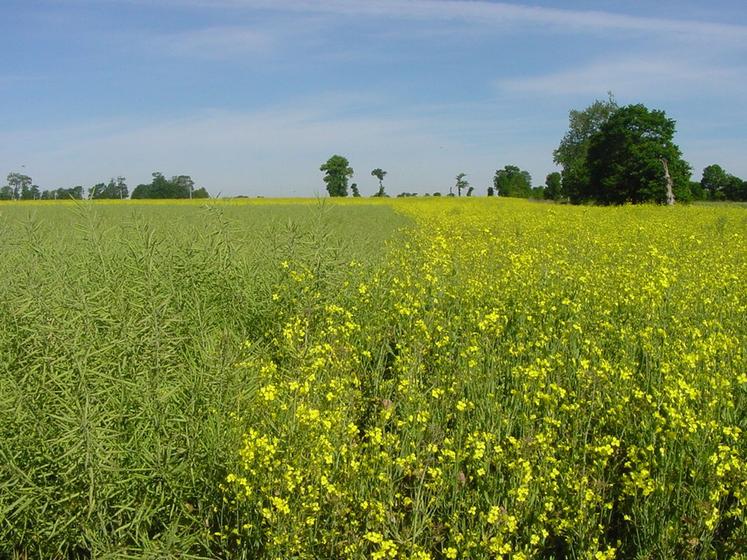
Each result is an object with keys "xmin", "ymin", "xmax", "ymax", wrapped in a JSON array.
[{"xmin": 1, "ymin": 198, "xmax": 746, "ymax": 559}]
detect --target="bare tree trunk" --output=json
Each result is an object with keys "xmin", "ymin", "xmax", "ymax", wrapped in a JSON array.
[{"xmin": 661, "ymin": 158, "xmax": 675, "ymax": 206}]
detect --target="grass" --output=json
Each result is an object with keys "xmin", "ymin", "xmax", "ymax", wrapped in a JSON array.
[{"xmin": 1, "ymin": 197, "xmax": 746, "ymax": 559}]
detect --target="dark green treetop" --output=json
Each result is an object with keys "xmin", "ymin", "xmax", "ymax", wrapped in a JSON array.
[
  {"xmin": 587, "ymin": 104, "xmax": 691, "ymax": 204},
  {"xmin": 320, "ymin": 155, "xmax": 353, "ymax": 197}
]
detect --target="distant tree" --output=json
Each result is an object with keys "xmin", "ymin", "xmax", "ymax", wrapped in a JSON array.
[
  {"xmin": 587, "ymin": 104, "xmax": 691, "ymax": 204},
  {"xmin": 544, "ymin": 172, "xmax": 563, "ymax": 200},
  {"xmin": 89, "ymin": 183, "xmax": 106, "ymax": 199},
  {"xmin": 91, "ymin": 177, "xmax": 128, "ymax": 199},
  {"xmin": 530, "ymin": 186, "xmax": 545, "ymax": 199},
  {"xmin": 0, "ymin": 186, "xmax": 13, "ymax": 200},
  {"xmin": 466, "ymin": 186, "xmax": 474, "ymax": 197},
  {"xmin": 494, "ymin": 165, "xmax": 532, "ymax": 198},
  {"xmin": 20, "ymin": 184, "xmax": 40, "ymax": 200},
  {"xmin": 320, "ymin": 155, "xmax": 353, "ymax": 197},
  {"xmin": 487, "ymin": 186, "xmax": 495, "ymax": 197},
  {"xmin": 6, "ymin": 172, "xmax": 32, "ymax": 200},
  {"xmin": 724, "ymin": 174, "xmax": 746, "ymax": 201},
  {"xmin": 43, "ymin": 187, "xmax": 82, "ymax": 200},
  {"xmin": 455, "ymin": 173, "xmax": 469, "ymax": 197},
  {"xmin": 433, "ymin": 192, "xmax": 442, "ymax": 197},
  {"xmin": 128, "ymin": 173, "xmax": 199, "ymax": 199},
  {"xmin": 700, "ymin": 165, "xmax": 729, "ymax": 200},
  {"xmin": 151, "ymin": 172, "xmax": 174, "ymax": 198},
  {"xmin": 172, "ymin": 175, "xmax": 194, "ymax": 199},
  {"xmin": 554, "ymin": 93, "xmax": 618, "ymax": 203},
  {"xmin": 351, "ymin": 183, "xmax": 361, "ymax": 197},
  {"xmin": 131, "ymin": 183, "xmax": 150, "ymax": 199},
  {"xmin": 371, "ymin": 168, "xmax": 387, "ymax": 197},
  {"xmin": 192, "ymin": 187, "xmax": 210, "ymax": 199},
  {"xmin": 689, "ymin": 181, "xmax": 706, "ymax": 201},
  {"xmin": 115, "ymin": 177, "xmax": 128, "ymax": 199}
]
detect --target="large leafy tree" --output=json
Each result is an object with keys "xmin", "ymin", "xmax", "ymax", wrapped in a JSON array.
[
  {"xmin": 493, "ymin": 165, "xmax": 531, "ymax": 198},
  {"xmin": 554, "ymin": 94, "xmax": 618, "ymax": 203},
  {"xmin": 587, "ymin": 104, "xmax": 691, "ymax": 204},
  {"xmin": 320, "ymin": 155, "xmax": 353, "ymax": 197}
]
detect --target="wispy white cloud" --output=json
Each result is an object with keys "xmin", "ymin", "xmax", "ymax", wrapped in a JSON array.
[
  {"xmin": 497, "ymin": 56, "xmax": 747, "ymax": 97},
  {"xmin": 152, "ymin": 26, "xmax": 274, "ymax": 58},
  {"xmin": 138, "ymin": 0, "xmax": 747, "ymax": 44}
]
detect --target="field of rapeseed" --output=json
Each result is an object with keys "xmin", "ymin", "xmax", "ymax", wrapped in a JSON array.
[{"xmin": 1, "ymin": 198, "xmax": 746, "ymax": 558}]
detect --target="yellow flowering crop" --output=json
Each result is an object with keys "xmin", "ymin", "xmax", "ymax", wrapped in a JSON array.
[{"xmin": 222, "ymin": 198, "xmax": 747, "ymax": 558}]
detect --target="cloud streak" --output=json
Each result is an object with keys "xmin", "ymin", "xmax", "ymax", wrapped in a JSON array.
[
  {"xmin": 498, "ymin": 56, "xmax": 747, "ymax": 97},
  {"xmin": 142, "ymin": 0, "xmax": 747, "ymax": 43},
  {"xmin": 152, "ymin": 26, "xmax": 274, "ymax": 58}
]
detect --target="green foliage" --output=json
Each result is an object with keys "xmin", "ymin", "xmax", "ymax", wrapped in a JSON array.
[
  {"xmin": 529, "ymin": 185, "xmax": 545, "ymax": 199},
  {"xmin": 724, "ymin": 175, "xmax": 747, "ymax": 201},
  {"xmin": 131, "ymin": 172, "xmax": 200, "ymax": 199},
  {"xmin": 20, "ymin": 183, "xmax": 40, "ymax": 200},
  {"xmin": 554, "ymin": 94, "xmax": 618, "ymax": 203},
  {"xmin": 493, "ymin": 165, "xmax": 532, "ymax": 198},
  {"xmin": 41, "ymin": 186, "xmax": 85, "ymax": 200},
  {"xmin": 193, "ymin": 186, "xmax": 210, "ymax": 199},
  {"xmin": 371, "ymin": 168, "xmax": 387, "ymax": 198},
  {"xmin": 351, "ymin": 183, "xmax": 361, "ymax": 197},
  {"xmin": 689, "ymin": 180, "xmax": 707, "ymax": 201},
  {"xmin": 4, "ymin": 172, "xmax": 33, "ymax": 200},
  {"xmin": 320, "ymin": 155, "xmax": 353, "ymax": 197},
  {"xmin": 455, "ymin": 173, "xmax": 469, "ymax": 197},
  {"xmin": 90, "ymin": 176, "xmax": 128, "ymax": 199},
  {"xmin": 701, "ymin": 165, "xmax": 746, "ymax": 201},
  {"xmin": 701, "ymin": 164, "xmax": 729, "ymax": 200},
  {"xmin": 544, "ymin": 171, "xmax": 562, "ymax": 200},
  {"xmin": 587, "ymin": 104, "xmax": 691, "ymax": 204}
]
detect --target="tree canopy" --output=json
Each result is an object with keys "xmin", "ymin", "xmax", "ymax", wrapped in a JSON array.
[
  {"xmin": 1, "ymin": 173, "xmax": 33, "ymax": 200},
  {"xmin": 494, "ymin": 166, "xmax": 532, "ymax": 198},
  {"xmin": 586, "ymin": 104, "xmax": 691, "ymax": 205},
  {"xmin": 554, "ymin": 94, "xmax": 618, "ymax": 203},
  {"xmin": 699, "ymin": 164, "xmax": 746, "ymax": 201},
  {"xmin": 90, "ymin": 177, "xmax": 128, "ymax": 199},
  {"xmin": 320, "ymin": 155, "xmax": 353, "ymax": 197},
  {"xmin": 455, "ymin": 173, "xmax": 469, "ymax": 197},
  {"xmin": 131, "ymin": 173, "xmax": 205, "ymax": 199}
]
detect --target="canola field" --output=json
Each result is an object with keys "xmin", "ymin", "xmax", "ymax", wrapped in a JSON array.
[{"xmin": 1, "ymin": 198, "xmax": 746, "ymax": 559}]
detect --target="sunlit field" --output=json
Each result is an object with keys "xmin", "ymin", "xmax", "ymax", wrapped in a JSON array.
[{"xmin": 1, "ymin": 198, "xmax": 745, "ymax": 559}]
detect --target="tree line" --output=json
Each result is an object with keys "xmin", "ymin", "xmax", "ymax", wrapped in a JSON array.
[
  {"xmin": 4, "ymin": 97, "xmax": 746, "ymax": 204},
  {"xmin": 0, "ymin": 172, "xmax": 209, "ymax": 201},
  {"xmin": 320, "ymin": 95, "xmax": 747, "ymax": 204}
]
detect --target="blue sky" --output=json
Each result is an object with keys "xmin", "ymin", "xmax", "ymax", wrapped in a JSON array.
[{"xmin": 1, "ymin": 0, "xmax": 746, "ymax": 197}]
